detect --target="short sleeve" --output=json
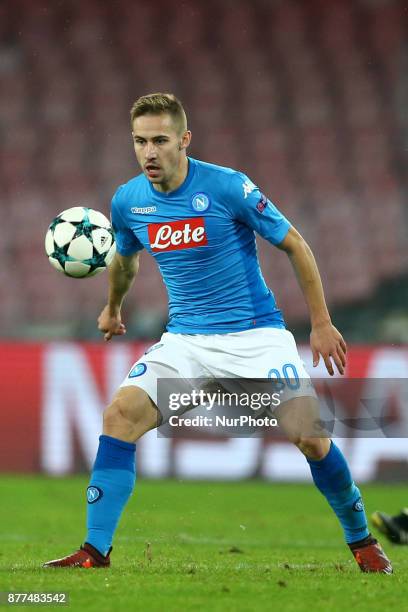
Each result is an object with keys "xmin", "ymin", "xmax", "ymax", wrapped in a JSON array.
[
  {"xmin": 227, "ymin": 172, "xmax": 291, "ymax": 245},
  {"xmin": 111, "ymin": 186, "xmax": 144, "ymax": 256}
]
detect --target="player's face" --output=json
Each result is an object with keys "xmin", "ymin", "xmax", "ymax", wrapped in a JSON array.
[{"xmin": 132, "ymin": 113, "xmax": 191, "ymax": 191}]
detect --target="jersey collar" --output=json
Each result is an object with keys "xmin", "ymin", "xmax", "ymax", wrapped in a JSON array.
[{"xmin": 148, "ymin": 157, "xmax": 196, "ymax": 198}]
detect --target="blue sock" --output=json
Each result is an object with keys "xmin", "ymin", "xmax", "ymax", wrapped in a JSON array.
[
  {"xmin": 85, "ymin": 435, "xmax": 136, "ymax": 556},
  {"xmin": 307, "ymin": 441, "xmax": 369, "ymax": 544}
]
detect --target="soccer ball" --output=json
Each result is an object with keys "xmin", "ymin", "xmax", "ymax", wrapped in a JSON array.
[{"xmin": 45, "ymin": 207, "xmax": 116, "ymax": 278}]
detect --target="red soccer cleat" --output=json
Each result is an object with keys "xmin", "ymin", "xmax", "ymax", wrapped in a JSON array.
[
  {"xmin": 43, "ymin": 543, "xmax": 111, "ymax": 568},
  {"xmin": 350, "ymin": 538, "xmax": 393, "ymax": 574}
]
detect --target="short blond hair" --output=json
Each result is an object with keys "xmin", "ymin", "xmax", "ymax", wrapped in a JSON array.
[{"xmin": 130, "ymin": 93, "xmax": 187, "ymax": 134}]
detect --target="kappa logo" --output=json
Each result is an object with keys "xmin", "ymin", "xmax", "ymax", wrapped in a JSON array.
[
  {"xmin": 144, "ymin": 342, "xmax": 164, "ymax": 355},
  {"xmin": 87, "ymin": 486, "xmax": 103, "ymax": 504},
  {"xmin": 148, "ymin": 218, "xmax": 208, "ymax": 252},
  {"xmin": 242, "ymin": 179, "xmax": 257, "ymax": 199},
  {"xmin": 131, "ymin": 206, "xmax": 157, "ymax": 214}
]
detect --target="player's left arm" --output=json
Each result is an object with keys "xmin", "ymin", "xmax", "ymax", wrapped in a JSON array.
[
  {"xmin": 276, "ymin": 226, "xmax": 347, "ymax": 376},
  {"xmin": 226, "ymin": 171, "xmax": 346, "ymax": 375}
]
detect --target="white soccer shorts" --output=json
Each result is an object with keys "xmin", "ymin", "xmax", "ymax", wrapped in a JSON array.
[{"xmin": 119, "ymin": 328, "xmax": 315, "ymax": 415}]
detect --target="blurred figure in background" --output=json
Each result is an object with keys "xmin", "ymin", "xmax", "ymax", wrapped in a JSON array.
[{"xmin": 372, "ymin": 509, "xmax": 408, "ymax": 544}]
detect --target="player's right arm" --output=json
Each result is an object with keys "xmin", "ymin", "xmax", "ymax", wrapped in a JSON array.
[
  {"xmin": 98, "ymin": 185, "xmax": 145, "ymax": 341},
  {"xmin": 98, "ymin": 252, "xmax": 141, "ymax": 341}
]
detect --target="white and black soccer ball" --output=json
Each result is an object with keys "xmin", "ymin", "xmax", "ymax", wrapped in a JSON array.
[{"xmin": 45, "ymin": 207, "xmax": 116, "ymax": 278}]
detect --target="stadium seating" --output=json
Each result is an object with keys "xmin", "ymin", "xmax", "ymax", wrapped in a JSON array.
[{"xmin": 0, "ymin": 0, "xmax": 406, "ymax": 337}]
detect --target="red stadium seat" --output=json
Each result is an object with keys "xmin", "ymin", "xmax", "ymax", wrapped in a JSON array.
[{"xmin": 0, "ymin": 0, "xmax": 406, "ymax": 334}]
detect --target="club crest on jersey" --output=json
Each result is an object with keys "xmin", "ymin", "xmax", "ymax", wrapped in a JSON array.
[
  {"xmin": 87, "ymin": 486, "xmax": 103, "ymax": 504},
  {"xmin": 148, "ymin": 218, "xmax": 208, "ymax": 252},
  {"xmin": 129, "ymin": 363, "xmax": 147, "ymax": 378},
  {"xmin": 191, "ymin": 193, "xmax": 210, "ymax": 213}
]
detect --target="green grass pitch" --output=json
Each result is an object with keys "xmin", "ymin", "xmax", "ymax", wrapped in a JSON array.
[{"xmin": 1, "ymin": 476, "xmax": 407, "ymax": 611}]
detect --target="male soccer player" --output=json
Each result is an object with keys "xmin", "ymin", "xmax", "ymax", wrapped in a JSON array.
[{"xmin": 43, "ymin": 93, "xmax": 392, "ymax": 573}]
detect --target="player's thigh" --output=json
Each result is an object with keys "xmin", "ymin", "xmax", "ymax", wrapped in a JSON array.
[
  {"xmin": 104, "ymin": 385, "xmax": 159, "ymax": 439},
  {"xmin": 118, "ymin": 334, "xmax": 195, "ymax": 426}
]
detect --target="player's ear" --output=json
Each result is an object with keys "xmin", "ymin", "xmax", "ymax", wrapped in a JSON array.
[{"xmin": 179, "ymin": 130, "xmax": 192, "ymax": 150}]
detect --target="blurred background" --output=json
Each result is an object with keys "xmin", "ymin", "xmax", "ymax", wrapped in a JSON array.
[
  {"xmin": 1, "ymin": 0, "xmax": 407, "ymax": 480},
  {"xmin": 1, "ymin": 0, "xmax": 407, "ymax": 341}
]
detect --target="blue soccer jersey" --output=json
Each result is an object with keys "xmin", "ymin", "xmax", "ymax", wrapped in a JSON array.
[{"xmin": 111, "ymin": 157, "xmax": 291, "ymax": 334}]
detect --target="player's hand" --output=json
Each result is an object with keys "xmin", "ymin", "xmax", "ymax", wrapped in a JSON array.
[
  {"xmin": 310, "ymin": 322, "xmax": 347, "ymax": 376},
  {"xmin": 97, "ymin": 305, "xmax": 127, "ymax": 341}
]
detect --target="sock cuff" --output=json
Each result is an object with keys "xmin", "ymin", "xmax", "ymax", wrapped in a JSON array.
[
  {"xmin": 94, "ymin": 435, "xmax": 136, "ymax": 471},
  {"xmin": 307, "ymin": 441, "xmax": 353, "ymax": 493},
  {"xmin": 99, "ymin": 435, "xmax": 136, "ymax": 452}
]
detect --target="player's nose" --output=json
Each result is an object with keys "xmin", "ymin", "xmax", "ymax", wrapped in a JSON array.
[{"xmin": 145, "ymin": 142, "xmax": 157, "ymax": 159}]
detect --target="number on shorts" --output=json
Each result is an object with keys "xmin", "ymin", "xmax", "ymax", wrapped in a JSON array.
[{"xmin": 267, "ymin": 363, "xmax": 300, "ymax": 390}]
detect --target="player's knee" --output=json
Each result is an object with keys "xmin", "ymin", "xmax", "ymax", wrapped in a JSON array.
[
  {"xmin": 295, "ymin": 436, "xmax": 330, "ymax": 461},
  {"xmin": 103, "ymin": 395, "xmax": 157, "ymax": 441},
  {"xmin": 103, "ymin": 398, "xmax": 133, "ymax": 428}
]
